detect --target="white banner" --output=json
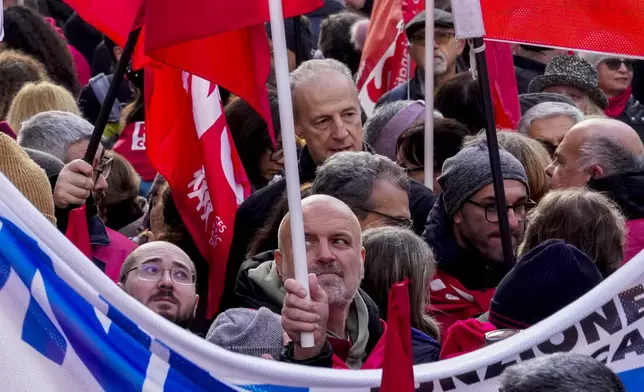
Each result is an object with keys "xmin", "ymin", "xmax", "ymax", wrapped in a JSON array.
[{"xmin": 0, "ymin": 171, "xmax": 643, "ymax": 391}]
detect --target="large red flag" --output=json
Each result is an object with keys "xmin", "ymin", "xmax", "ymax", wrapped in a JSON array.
[
  {"xmin": 484, "ymin": 41, "xmax": 521, "ymax": 130},
  {"xmin": 65, "ymin": 205, "xmax": 92, "ymax": 260},
  {"xmin": 144, "ymin": 0, "xmax": 323, "ymax": 143},
  {"xmin": 481, "ymin": 0, "xmax": 644, "ymax": 56},
  {"xmin": 380, "ymin": 280, "xmax": 415, "ymax": 392},
  {"xmin": 145, "ymin": 64, "xmax": 251, "ymax": 317},
  {"xmin": 356, "ymin": 0, "xmax": 424, "ymax": 116},
  {"xmin": 63, "ymin": 0, "xmax": 144, "ymax": 47}
]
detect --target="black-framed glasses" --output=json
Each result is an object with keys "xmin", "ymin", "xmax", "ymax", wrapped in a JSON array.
[
  {"xmin": 124, "ymin": 263, "xmax": 196, "ymax": 285},
  {"xmin": 604, "ymin": 58, "xmax": 634, "ymax": 72},
  {"xmin": 410, "ymin": 29, "xmax": 456, "ymax": 46},
  {"xmin": 93, "ymin": 156, "xmax": 113, "ymax": 183},
  {"xmin": 466, "ymin": 199, "xmax": 536, "ymax": 223},
  {"xmin": 355, "ymin": 206, "xmax": 414, "ymax": 229},
  {"xmin": 403, "ymin": 166, "xmax": 425, "ymax": 174}
]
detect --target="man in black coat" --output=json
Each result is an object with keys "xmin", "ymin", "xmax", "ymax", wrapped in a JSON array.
[{"xmin": 220, "ymin": 58, "xmax": 437, "ymax": 310}]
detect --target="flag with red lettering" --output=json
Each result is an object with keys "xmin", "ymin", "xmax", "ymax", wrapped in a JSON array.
[
  {"xmin": 145, "ymin": 65, "xmax": 250, "ymax": 317},
  {"xmin": 356, "ymin": 0, "xmax": 424, "ymax": 116},
  {"xmin": 381, "ymin": 280, "xmax": 414, "ymax": 392},
  {"xmin": 480, "ymin": 0, "xmax": 644, "ymax": 56}
]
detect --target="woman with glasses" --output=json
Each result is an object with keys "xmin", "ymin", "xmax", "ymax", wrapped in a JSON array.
[
  {"xmin": 581, "ymin": 53, "xmax": 644, "ymax": 139},
  {"xmin": 226, "ymin": 90, "xmax": 287, "ymax": 192}
]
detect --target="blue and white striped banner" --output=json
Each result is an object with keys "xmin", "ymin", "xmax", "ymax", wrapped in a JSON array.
[{"xmin": 1, "ymin": 171, "xmax": 644, "ymax": 391}]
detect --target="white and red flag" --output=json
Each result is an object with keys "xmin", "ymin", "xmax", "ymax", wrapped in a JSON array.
[{"xmin": 356, "ymin": 0, "xmax": 424, "ymax": 116}]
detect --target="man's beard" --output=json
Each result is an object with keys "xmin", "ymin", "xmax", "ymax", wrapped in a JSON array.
[
  {"xmin": 148, "ymin": 289, "xmax": 195, "ymax": 328},
  {"xmin": 434, "ymin": 50, "xmax": 448, "ymax": 75},
  {"xmin": 459, "ymin": 221, "xmax": 521, "ymax": 262},
  {"xmin": 310, "ymin": 263, "xmax": 356, "ymax": 306},
  {"xmin": 158, "ymin": 310, "xmax": 194, "ymax": 329}
]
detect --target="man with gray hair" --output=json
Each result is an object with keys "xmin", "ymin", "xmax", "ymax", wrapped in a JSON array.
[
  {"xmin": 222, "ymin": 58, "xmax": 437, "ymax": 311},
  {"xmin": 499, "ymin": 353, "xmax": 625, "ymax": 392},
  {"xmin": 311, "ymin": 151, "xmax": 412, "ymax": 229},
  {"xmin": 546, "ymin": 118, "xmax": 644, "ymax": 262},
  {"xmin": 517, "ymin": 102, "xmax": 585, "ymax": 157},
  {"xmin": 17, "ymin": 111, "xmax": 95, "ymax": 163}
]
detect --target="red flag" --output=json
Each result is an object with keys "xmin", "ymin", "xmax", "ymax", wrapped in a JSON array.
[
  {"xmin": 381, "ymin": 280, "xmax": 414, "ymax": 392},
  {"xmin": 356, "ymin": 0, "xmax": 424, "ymax": 116},
  {"xmin": 144, "ymin": 0, "xmax": 323, "ymax": 143},
  {"xmin": 145, "ymin": 64, "xmax": 251, "ymax": 316},
  {"xmin": 63, "ymin": 0, "xmax": 144, "ymax": 47},
  {"xmin": 481, "ymin": 0, "xmax": 644, "ymax": 57},
  {"xmin": 65, "ymin": 205, "xmax": 92, "ymax": 259},
  {"xmin": 484, "ymin": 41, "xmax": 521, "ymax": 130}
]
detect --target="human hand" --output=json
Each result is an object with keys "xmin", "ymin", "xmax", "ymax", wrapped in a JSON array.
[
  {"xmin": 281, "ymin": 274, "xmax": 328, "ymax": 360},
  {"xmin": 53, "ymin": 159, "xmax": 95, "ymax": 209}
]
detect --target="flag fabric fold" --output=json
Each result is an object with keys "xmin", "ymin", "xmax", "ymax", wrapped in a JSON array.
[{"xmin": 380, "ymin": 280, "xmax": 414, "ymax": 392}]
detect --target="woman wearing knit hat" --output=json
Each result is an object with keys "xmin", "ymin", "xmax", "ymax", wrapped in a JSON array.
[
  {"xmin": 580, "ymin": 52, "xmax": 644, "ymax": 141},
  {"xmin": 528, "ymin": 55, "xmax": 608, "ymax": 117},
  {"xmin": 439, "ymin": 240, "xmax": 603, "ymax": 359}
]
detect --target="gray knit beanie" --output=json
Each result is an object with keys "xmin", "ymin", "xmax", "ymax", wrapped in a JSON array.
[
  {"xmin": 438, "ymin": 140, "xmax": 529, "ymax": 217},
  {"xmin": 206, "ymin": 307, "xmax": 284, "ymax": 358}
]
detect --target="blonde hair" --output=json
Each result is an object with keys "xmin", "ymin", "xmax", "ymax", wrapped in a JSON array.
[
  {"xmin": 465, "ymin": 131, "xmax": 552, "ymax": 202},
  {"xmin": 7, "ymin": 81, "xmax": 80, "ymax": 132},
  {"xmin": 582, "ymin": 95, "xmax": 607, "ymax": 118},
  {"xmin": 518, "ymin": 188, "xmax": 625, "ymax": 277}
]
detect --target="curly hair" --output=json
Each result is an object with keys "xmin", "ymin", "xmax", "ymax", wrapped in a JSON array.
[
  {"xmin": 3, "ymin": 6, "xmax": 79, "ymax": 96},
  {"xmin": 0, "ymin": 50, "xmax": 48, "ymax": 120}
]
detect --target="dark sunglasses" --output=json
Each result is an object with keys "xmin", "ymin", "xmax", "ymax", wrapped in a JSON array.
[
  {"xmin": 604, "ymin": 58, "xmax": 634, "ymax": 71},
  {"xmin": 410, "ymin": 30, "xmax": 455, "ymax": 46}
]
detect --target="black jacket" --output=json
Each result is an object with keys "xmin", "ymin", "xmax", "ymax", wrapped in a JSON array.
[
  {"xmin": 513, "ymin": 55, "xmax": 546, "ymax": 95},
  {"xmin": 220, "ymin": 145, "xmax": 437, "ymax": 311},
  {"xmin": 588, "ymin": 171, "xmax": 644, "ymax": 221},
  {"xmin": 422, "ymin": 196, "xmax": 512, "ymax": 291},
  {"xmin": 618, "ymin": 96, "xmax": 644, "ymax": 143},
  {"xmin": 376, "ymin": 71, "xmax": 424, "ymax": 108},
  {"xmin": 235, "ymin": 252, "xmax": 440, "ymax": 366}
]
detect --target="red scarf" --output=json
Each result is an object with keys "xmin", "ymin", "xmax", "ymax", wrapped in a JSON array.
[{"xmin": 605, "ymin": 86, "xmax": 632, "ymax": 118}]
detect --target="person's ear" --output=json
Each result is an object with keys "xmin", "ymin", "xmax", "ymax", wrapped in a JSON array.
[
  {"xmin": 275, "ymin": 249, "xmax": 284, "ymax": 277},
  {"xmin": 113, "ymin": 46, "xmax": 123, "ymax": 60},
  {"xmin": 589, "ymin": 164, "xmax": 605, "ymax": 179},
  {"xmin": 360, "ymin": 247, "xmax": 366, "ymax": 264},
  {"xmin": 456, "ymin": 39, "xmax": 466, "ymax": 56},
  {"xmin": 453, "ymin": 210, "xmax": 463, "ymax": 224},
  {"xmin": 192, "ymin": 294, "xmax": 200, "ymax": 318}
]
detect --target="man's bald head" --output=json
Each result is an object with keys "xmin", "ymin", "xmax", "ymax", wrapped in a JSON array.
[
  {"xmin": 278, "ymin": 194, "xmax": 362, "ymax": 251},
  {"xmin": 569, "ymin": 118, "xmax": 644, "ymax": 157},
  {"xmin": 547, "ymin": 118, "xmax": 644, "ymax": 189},
  {"xmin": 120, "ymin": 241, "xmax": 195, "ymax": 283}
]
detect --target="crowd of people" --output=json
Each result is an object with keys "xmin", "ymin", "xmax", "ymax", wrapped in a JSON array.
[{"xmin": 1, "ymin": 0, "xmax": 640, "ymax": 389}]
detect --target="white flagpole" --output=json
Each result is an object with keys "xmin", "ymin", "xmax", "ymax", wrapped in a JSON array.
[
  {"xmin": 267, "ymin": 0, "xmax": 314, "ymax": 348},
  {"xmin": 424, "ymin": 2, "xmax": 435, "ymax": 190}
]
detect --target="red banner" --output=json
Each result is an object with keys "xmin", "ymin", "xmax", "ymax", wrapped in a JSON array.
[
  {"xmin": 481, "ymin": 0, "xmax": 644, "ymax": 57},
  {"xmin": 356, "ymin": 0, "xmax": 424, "ymax": 115},
  {"xmin": 146, "ymin": 65, "xmax": 251, "ymax": 316}
]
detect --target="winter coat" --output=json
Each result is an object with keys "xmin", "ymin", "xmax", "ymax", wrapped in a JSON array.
[
  {"xmin": 220, "ymin": 145, "xmax": 437, "ymax": 311},
  {"xmin": 513, "ymin": 55, "xmax": 546, "ymax": 95},
  {"xmin": 617, "ymin": 96, "xmax": 644, "ymax": 142},
  {"xmin": 234, "ymin": 253, "xmax": 440, "ymax": 368},
  {"xmin": 587, "ymin": 171, "xmax": 644, "ymax": 263},
  {"xmin": 376, "ymin": 70, "xmax": 424, "ymax": 108},
  {"xmin": 422, "ymin": 196, "xmax": 510, "ymax": 333},
  {"xmin": 439, "ymin": 318, "xmax": 497, "ymax": 360}
]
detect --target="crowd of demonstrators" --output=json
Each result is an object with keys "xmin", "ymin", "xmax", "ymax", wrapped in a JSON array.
[{"xmin": 1, "ymin": 3, "xmax": 643, "ymax": 387}]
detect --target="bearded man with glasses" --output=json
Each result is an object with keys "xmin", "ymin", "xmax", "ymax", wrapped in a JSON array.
[
  {"xmin": 376, "ymin": 8, "xmax": 466, "ymax": 107},
  {"xmin": 423, "ymin": 141, "xmax": 531, "ymax": 334},
  {"xmin": 119, "ymin": 242, "xmax": 199, "ymax": 329}
]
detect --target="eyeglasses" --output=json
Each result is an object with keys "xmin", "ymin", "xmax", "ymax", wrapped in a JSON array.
[
  {"xmin": 93, "ymin": 156, "xmax": 113, "ymax": 183},
  {"xmin": 465, "ymin": 199, "xmax": 536, "ymax": 223},
  {"xmin": 269, "ymin": 142, "xmax": 284, "ymax": 163},
  {"xmin": 355, "ymin": 206, "xmax": 414, "ymax": 229},
  {"xmin": 124, "ymin": 263, "xmax": 196, "ymax": 285},
  {"xmin": 403, "ymin": 166, "xmax": 425, "ymax": 174},
  {"xmin": 410, "ymin": 30, "xmax": 456, "ymax": 46},
  {"xmin": 603, "ymin": 58, "xmax": 634, "ymax": 72}
]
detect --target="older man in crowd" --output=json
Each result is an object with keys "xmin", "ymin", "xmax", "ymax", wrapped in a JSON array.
[
  {"xmin": 517, "ymin": 102, "xmax": 585, "ymax": 157},
  {"xmin": 546, "ymin": 118, "xmax": 644, "ymax": 261},
  {"xmin": 119, "ymin": 241, "xmax": 199, "ymax": 329},
  {"xmin": 223, "ymin": 59, "xmax": 436, "ymax": 309},
  {"xmin": 423, "ymin": 141, "xmax": 531, "ymax": 333},
  {"xmin": 377, "ymin": 9, "xmax": 465, "ymax": 105}
]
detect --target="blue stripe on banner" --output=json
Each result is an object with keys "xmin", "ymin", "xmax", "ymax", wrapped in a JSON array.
[
  {"xmin": 619, "ymin": 367, "xmax": 644, "ymax": 391},
  {"xmin": 163, "ymin": 349, "xmax": 237, "ymax": 391},
  {"xmin": 238, "ymin": 385, "xmax": 309, "ymax": 392},
  {"xmin": 0, "ymin": 218, "xmax": 68, "ymax": 365}
]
